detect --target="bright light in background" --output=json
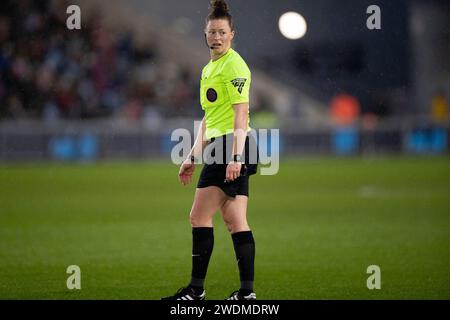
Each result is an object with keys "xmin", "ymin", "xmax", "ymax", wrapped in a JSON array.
[{"xmin": 278, "ymin": 12, "xmax": 307, "ymax": 40}]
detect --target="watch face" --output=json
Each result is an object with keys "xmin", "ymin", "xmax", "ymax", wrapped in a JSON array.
[{"xmin": 206, "ymin": 88, "xmax": 217, "ymax": 102}]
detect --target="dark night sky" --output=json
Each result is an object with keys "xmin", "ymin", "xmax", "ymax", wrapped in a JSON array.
[{"xmin": 229, "ymin": 0, "xmax": 411, "ymax": 97}]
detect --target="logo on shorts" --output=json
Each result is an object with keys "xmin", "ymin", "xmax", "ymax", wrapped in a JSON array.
[
  {"xmin": 231, "ymin": 78, "xmax": 247, "ymax": 94},
  {"xmin": 206, "ymin": 88, "xmax": 218, "ymax": 102}
]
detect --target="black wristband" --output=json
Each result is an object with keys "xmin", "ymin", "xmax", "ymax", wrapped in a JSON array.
[
  {"xmin": 233, "ymin": 154, "xmax": 243, "ymax": 163},
  {"xmin": 190, "ymin": 155, "xmax": 197, "ymax": 163}
]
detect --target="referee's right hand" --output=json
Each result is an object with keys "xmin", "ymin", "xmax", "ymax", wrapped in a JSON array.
[{"xmin": 179, "ymin": 159, "xmax": 195, "ymax": 186}]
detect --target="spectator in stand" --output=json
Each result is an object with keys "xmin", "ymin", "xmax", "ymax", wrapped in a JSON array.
[{"xmin": 0, "ymin": 0, "xmax": 200, "ymax": 121}]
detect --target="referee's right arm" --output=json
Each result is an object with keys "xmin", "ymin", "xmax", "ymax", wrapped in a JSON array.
[
  {"xmin": 179, "ymin": 116, "xmax": 206, "ymax": 185},
  {"xmin": 190, "ymin": 116, "xmax": 207, "ymax": 161}
]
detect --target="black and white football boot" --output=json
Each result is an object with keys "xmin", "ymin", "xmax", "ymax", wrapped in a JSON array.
[
  {"xmin": 227, "ymin": 290, "xmax": 257, "ymax": 300},
  {"xmin": 161, "ymin": 286, "xmax": 206, "ymax": 300}
]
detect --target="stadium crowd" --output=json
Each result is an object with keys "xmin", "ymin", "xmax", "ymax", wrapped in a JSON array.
[{"xmin": 0, "ymin": 0, "xmax": 201, "ymax": 122}]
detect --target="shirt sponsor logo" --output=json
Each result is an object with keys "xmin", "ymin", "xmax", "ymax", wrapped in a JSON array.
[{"xmin": 231, "ymin": 78, "xmax": 247, "ymax": 94}]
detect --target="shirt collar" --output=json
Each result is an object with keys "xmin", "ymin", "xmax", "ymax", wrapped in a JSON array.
[{"xmin": 211, "ymin": 48, "xmax": 233, "ymax": 63}]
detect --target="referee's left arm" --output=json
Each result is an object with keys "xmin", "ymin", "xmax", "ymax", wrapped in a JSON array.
[
  {"xmin": 225, "ymin": 103, "xmax": 248, "ymax": 182},
  {"xmin": 232, "ymin": 103, "xmax": 249, "ymax": 157}
]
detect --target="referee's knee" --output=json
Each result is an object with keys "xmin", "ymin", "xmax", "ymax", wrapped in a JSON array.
[
  {"xmin": 223, "ymin": 218, "xmax": 249, "ymax": 233},
  {"xmin": 224, "ymin": 222, "xmax": 233, "ymax": 233},
  {"xmin": 189, "ymin": 213, "xmax": 213, "ymax": 228}
]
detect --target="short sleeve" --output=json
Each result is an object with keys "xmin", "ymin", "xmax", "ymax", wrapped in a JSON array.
[{"xmin": 223, "ymin": 59, "xmax": 251, "ymax": 105}]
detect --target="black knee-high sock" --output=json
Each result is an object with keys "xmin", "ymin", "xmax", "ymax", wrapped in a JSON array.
[
  {"xmin": 189, "ymin": 227, "xmax": 214, "ymax": 289},
  {"xmin": 231, "ymin": 231, "xmax": 255, "ymax": 292}
]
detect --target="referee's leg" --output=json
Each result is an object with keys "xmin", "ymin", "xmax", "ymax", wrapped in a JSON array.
[
  {"xmin": 188, "ymin": 186, "xmax": 227, "ymax": 291},
  {"xmin": 221, "ymin": 196, "xmax": 256, "ymax": 298},
  {"xmin": 190, "ymin": 186, "xmax": 226, "ymax": 227}
]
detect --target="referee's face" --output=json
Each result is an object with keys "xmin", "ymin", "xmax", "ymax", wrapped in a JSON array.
[{"xmin": 205, "ymin": 19, "xmax": 235, "ymax": 55}]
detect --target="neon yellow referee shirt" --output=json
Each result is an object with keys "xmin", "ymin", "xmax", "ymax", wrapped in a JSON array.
[{"xmin": 200, "ymin": 48, "xmax": 251, "ymax": 140}]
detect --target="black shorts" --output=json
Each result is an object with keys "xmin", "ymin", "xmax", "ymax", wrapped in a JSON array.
[{"xmin": 197, "ymin": 133, "xmax": 258, "ymax": 198}]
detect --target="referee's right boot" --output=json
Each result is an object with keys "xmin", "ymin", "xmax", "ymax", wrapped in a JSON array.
[{"xmin": 161, "ymin": 286, "xmax": 206, "ymax": 300}]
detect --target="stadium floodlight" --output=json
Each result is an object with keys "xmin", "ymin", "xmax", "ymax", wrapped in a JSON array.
[{"xmin": 278, "ymin": 11, "xmax": 307, "ymax": 40}]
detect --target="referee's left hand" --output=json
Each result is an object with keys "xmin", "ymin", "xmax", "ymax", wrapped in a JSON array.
[{"xmin": 225, "ymin": 161, "xmax": 242, "ymax": 182}]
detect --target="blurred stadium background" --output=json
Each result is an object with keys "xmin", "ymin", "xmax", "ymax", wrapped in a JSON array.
[{"xmin": 0, "ymin": 0, "xmax": 449, "ymax": 299}]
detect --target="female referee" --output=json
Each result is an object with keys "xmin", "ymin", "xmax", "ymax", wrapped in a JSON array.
[{"xmin": 162, "ymin": 0, "xmax": 258, "ymax": 300}]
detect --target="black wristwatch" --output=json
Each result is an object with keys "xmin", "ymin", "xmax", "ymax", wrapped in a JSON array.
[
  {"xmin": 233, "ymin": 154, "xmax": 243, "ymax": 163},
  {"xmin": 189, "ymin": 155, "xmax": 198, "ymax": 163}
]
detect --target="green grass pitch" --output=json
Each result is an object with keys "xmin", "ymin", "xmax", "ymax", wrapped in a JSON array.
[{"xmin": 0, "ymin": 156, "xmax": 449, "ymax": 299}]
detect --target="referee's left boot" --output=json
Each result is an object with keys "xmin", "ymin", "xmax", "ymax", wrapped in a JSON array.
[{"xmin": 226, "ymin": 289, "xmax": 256, "ymax": 300}]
